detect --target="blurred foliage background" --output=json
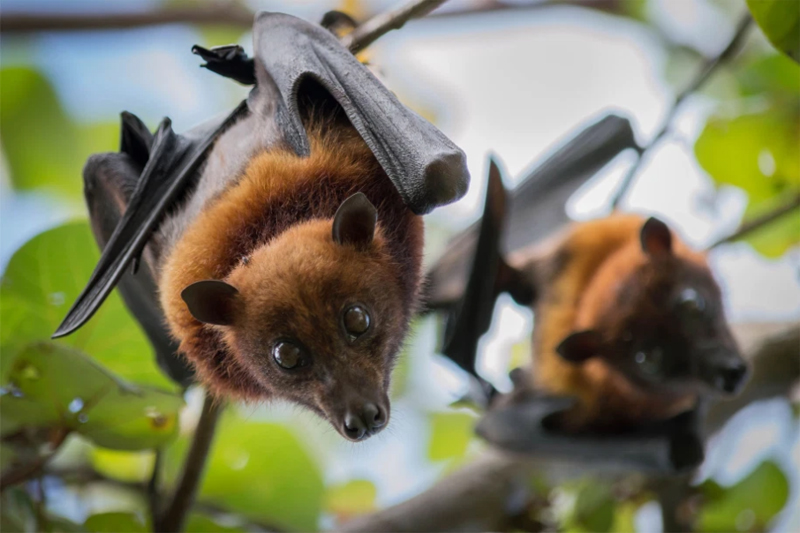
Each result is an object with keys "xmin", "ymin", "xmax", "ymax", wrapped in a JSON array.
[{"xmin": 0, "ymin": 0, "xmax": 798, "ymax": 532}]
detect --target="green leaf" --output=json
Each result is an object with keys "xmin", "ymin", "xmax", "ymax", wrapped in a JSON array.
[
  {"xmin": 324, "ymin": 479, "xmax": 377, "ymax": 520},
  {"xmin": 427, "ymin": 412, "xmax": 476, "ymax": 461},
  {"xmin": 742, "ymin": 201, "xmax": 800, "ymax": 257},
  {"xmin": 696, "ymin": 112, "xmax": 799, "ymax": 203},
  {"xmin": 736, "ymin": 54, "xmax": 800, "ymax": 99},
  {"xmin": 185, "ymin": 514, "xmax": 246, "ymax": 533},
  {"xmin": 83, "ymin": 512, "xmax": 146, "ymax": 533},
  {"xmin": 0, "ymin": 67, "xmax": 117, "ymax": 198},
  {"xmin": 696, "ymin": 110, "xmax": 800, "ymax": 257},
  {"xmin": 0, "ymin": 442, "xmax": 18, "ymax": 471},
  {"xmin": 48, "ymin": 516, "xmax": 86, "ymax": 532},
  {"xmin": 0, "ymin": 222, "xmax": 171, "ymax": 388},
  {"xmin": 572, "ymin": 483, "xmax": 615, "ymax": 533},
  {"xmin": 747, "ymin": 0, "xmax": 800, "ymax": 63},
  {"xmin": 1, "ymin": 342, "xmax": 182, "ymax": 450},
  {"xmin": 610, "ymin": 501, "xmax": 637, "ymax": 533},
  {"xmin": 90, "ymin": 448, "xmax": 156, "ymax": 483},
  {"xmin": 165, "ymin": 409, "xmax": 324, "ymax": 532},
  {"xmin": 0, "ymin": 487, "xmax": 37, "ymax": 533},
  {"xmin": 698, "ymin": 460, "xmax": 790, "ymax": 532}
]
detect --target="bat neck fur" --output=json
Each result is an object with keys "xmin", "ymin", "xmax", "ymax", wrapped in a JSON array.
[{"xmin": 159, "ymin": 124, "xmax": 423, "ymax": 398}]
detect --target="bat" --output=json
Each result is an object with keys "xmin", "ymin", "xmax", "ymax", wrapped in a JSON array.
[
  {"xmin": 427, "ymin": 115, "xmax": 746, "ymax": 472},
  {"xmin": 54, "ymin": 12, "xmax": 470, "ymax": 441}
]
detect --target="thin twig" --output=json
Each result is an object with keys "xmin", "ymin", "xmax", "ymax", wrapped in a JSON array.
[
  {"xmin": 0, "ymin": 428, "xmax": 69, "ymax": 492},
  {"xmin": 342, "ymin": 0, "xmax": 450, "ymax": 54},
  {"xmin": 148, "ymin": 450, "xmax": 162, "ymax": 527},
  {"xmin": 610, "ymin": 13, "xmax": 753, "ymax": 209},
  {"xmin": 711, "ymin": 191, "xmax": 800, "ymax": 248},
  {"xmin": 158, "ymin": 393, "xmax": 224, "ymax": 533}
]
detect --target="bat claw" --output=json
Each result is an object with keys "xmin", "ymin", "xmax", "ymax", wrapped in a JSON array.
[{"xmin": 191, "ymin": 44, "xmax": 255, "ymax": 85}]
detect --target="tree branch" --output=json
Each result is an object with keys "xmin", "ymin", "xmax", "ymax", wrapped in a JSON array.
[
  {"xmin": 0, "ymin": 1, "xmax": 632, "ymax": 35},
  {"xmin": 0, "ymin": 3, "xmax": 254, "ymax": 33},
  {"xmin": 342, "ymin": 451, "xmax": 530, "ymax": 532},
  {"xmin": 710, "ymin": 191, "xmax": 800, "ymax": 248},
  {"xmin": 158, "ymin": 392, "xmax": 223, "ymax": 533},
  {"xmin": 0, "ymin": 0, "xmax": 450, "ymax": 42},
  {"xmin": 342, "ymin": 0, "xmax": 450, "ymax": 54},
  {"xmin": 340, "ymin": 322, "xmax": 800, "ymax": 532},
  {"xmin": 610, "ymin": 13, "xmax": 753, "ymax": 209}
]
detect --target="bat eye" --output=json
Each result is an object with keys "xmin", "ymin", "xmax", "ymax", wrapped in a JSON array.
[
  {"xmin": 634, "ymin": 347, "xmax": 663, "ymax": 376},
  {"xmin": 678, "ymin": 288, "xmax": 705, "ymax": 315},
  {"xmin": 273, "ymin": 340, "xmax": 308, "ymax": 370},
  {"xmin": 344, "ymin": 305, "xmax": 370, "ymax": 339}
]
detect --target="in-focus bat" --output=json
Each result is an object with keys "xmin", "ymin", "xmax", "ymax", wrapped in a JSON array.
[{"xmin": 54, "ymin": 12, "xmax": 469, "ymax": 441}]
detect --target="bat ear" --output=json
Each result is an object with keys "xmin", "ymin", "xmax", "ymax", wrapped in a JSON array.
[
  {"xmin": 332, "ymin": 192, "xmax": 377, "ymax": 249},
  {"xmin": 556, "ymin": 330, "xmax": 603, "ymax": 362},
  {"xmin": 181, "ymin": 280, "xmax": 240, "ymax": 326},
  {"xmin": 640, "ymin": 217, "xmax": 672, "ymax": 257}
]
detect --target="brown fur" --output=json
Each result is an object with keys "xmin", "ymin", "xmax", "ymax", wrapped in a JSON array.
[
  {"xmin": 527, "ymin": 215, "xmax": 710, "ymax": 431},
  {"xmin": 159, "ymin": 123, "xmax": 423, "ymax": 404}
]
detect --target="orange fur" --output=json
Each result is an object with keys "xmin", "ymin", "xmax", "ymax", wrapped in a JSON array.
[
  {"xmin": 159, "ymin": 126, "xmax": 423, "ymax": 400},
  {"xmin": 530, "ymin": 215, "xmax": 705, "ymax": 430}
]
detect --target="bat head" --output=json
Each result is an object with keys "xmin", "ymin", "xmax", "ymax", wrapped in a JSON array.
[
  {"xmin": 181, "ymin": 194, "xmax": 406, "ymax": 441},
  {"xmin": 556, "ymin": 217, "xmax": 749, "ymax": 398}
]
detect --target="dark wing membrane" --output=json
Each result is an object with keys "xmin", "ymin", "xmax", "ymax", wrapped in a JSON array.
[
  {"xmin": 54, "ymin": 12, "xmax": 468, "ymax": 354},
  {"xmin": 476, "ymin": 397, "xmax": 704, "ymax": 473},
  {"xmin": 440, "ymin": 158, "xmax": 535, "ymax": 399},
  {"xmin": 426, "ymin": 114, "xmax": 639, "ymax": 310},
  {"xmin": 53, "ymin": 102, "xmax": 248, "ymax": 339},
  {"xmin": 250, "ymin": 12, "xmax": 469, "ymax": 215}
]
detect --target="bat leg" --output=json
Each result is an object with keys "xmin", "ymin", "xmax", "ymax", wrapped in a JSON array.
[
  {"xmin": 663, "ymin": 408, "xmax": 704, "ymax": 470},
  {"xmin": 84, "ymin": 153, "xmax": 195, "ymax": 387}
]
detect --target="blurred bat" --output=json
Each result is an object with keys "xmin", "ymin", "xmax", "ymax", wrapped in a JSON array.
[
  {"xmin": 427, "ymin": 113, "xmax": 720, "ymax": 473},
  {"xmin": 429, "ymin": 113, "xmax": 638, "ymax": 401},
  {"xmin": 426, "ymin": 114, "xmax": 638, "ymax": 310}
]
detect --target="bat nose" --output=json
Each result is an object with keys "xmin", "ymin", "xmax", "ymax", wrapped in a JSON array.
[
  {"xmin": 342, "ymin": 402, "xmax": 387, "ymax": 441},
  {"xmin": 713, "ymin": 360, "xmax": 749, "ymax": 395}
]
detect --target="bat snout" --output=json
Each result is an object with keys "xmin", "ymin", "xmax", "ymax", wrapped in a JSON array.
[
  {"xmin": 700, "ymin": 348, "xmax": 749, "ymax": 396},
  {"xmin": 711, "ymin": 359, "xmax": 749, "ymax": 395},
  {"xmin": 338, "ymin": 400, "xmax": 389, "ymax": 441}
]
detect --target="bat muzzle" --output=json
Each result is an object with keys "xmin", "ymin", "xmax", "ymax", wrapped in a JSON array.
[
  {"xmin": 341, "ymin": 401, "xmax": 389, "ymax": 441},
  {"xmin": 699, "ymin": 348, "xmax": 749, "ymax": 396}
]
